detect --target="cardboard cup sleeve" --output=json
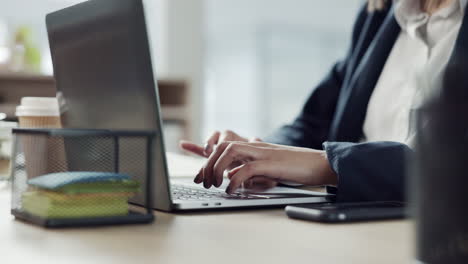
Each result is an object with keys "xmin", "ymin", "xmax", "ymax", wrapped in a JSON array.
[{"xmin": 18, "ymin": 116, "xmax": 68, "ymax": 179}]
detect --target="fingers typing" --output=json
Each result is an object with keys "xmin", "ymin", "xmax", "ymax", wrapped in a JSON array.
[
  {"xmin": 203, "ymin": 131, "xmax": 221, "ymax": 156},
  {"xmin": 201, "ymin": 141, "xmax": 232, "ymax": 188},
  {"xmin": 226, "ymin": 161, "xmax": 276, "ymax": 194}
]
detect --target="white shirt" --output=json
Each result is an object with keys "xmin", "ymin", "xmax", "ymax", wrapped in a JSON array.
[{"xmin": 362, "ymin": 0, "xmax": 467, "ymax": 146}]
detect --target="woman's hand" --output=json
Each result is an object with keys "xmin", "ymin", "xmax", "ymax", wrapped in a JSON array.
[
  {"xmin": 196, "ymin": 141, "xmax": 338, "ymax": 194},
  {"xmin": 180, "ymin": 130, "xmax": 277, "ymax": 190},
  {"xmin": 180, "ymin": 130, "xmax": 259, "ymax": 157}
]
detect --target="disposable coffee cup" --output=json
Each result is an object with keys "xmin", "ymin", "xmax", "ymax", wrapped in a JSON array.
[
  {"xmin": 15, "ymin": 97, "xmax": 66, "ymax": 179},
  {"xmin": 15, "ymin": 97, "xmax": 62, "ymax": 128}
]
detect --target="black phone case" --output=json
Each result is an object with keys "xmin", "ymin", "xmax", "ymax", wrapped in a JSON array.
[{"xmin": 285, "ymin": 202, "xmax": 406, "ymax": 223}]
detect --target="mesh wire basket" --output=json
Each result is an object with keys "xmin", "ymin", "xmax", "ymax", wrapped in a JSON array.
[{"xmin": 10, "ymin": 128, "xmax": 155, "ymax": 228}]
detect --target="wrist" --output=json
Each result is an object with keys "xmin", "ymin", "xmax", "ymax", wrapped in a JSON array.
[{"xmin": 317, "ymin": 150, "xmax": 337, "ymax": 185}]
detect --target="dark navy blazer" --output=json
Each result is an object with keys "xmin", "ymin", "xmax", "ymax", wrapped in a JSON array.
[{"xmin": 265, "ymin": 3, "xmax": 468, "ymax": 202}]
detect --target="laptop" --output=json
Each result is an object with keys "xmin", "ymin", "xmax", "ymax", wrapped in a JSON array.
[{"xmin": 46, "ymin": 0, "xmax": 332, "ymax": 211}]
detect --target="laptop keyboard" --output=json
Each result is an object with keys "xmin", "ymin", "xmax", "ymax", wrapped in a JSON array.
[{"xmin": 171, "ymin": 184, "xmax": 267, "ymax": 201}]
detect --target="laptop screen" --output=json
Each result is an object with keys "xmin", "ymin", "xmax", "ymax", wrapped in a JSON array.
[{"xmin": 46, "ymin": 0, "xmax": 173, "ymax": 210}]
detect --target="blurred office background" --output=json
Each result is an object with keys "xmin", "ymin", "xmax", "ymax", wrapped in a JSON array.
[{"xmin": 0, "ymin": 0, "xmax": 362, "ymax": 152}]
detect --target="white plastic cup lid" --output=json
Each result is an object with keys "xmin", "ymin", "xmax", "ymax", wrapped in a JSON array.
[{"xmin": 15, "ymin": 97, "xmax": 60, "ymax": 117}]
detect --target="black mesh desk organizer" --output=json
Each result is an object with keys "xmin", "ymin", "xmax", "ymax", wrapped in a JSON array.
[{"xmin": 10, "ymin": 128, "xmax": 155, "ymax": 228}]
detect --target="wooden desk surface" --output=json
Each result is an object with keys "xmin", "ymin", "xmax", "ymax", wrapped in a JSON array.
[{"xmin": 0, "ymin": 154, "xmax": 414, "ymax": 264}]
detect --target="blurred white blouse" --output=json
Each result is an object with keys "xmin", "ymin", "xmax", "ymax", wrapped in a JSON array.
[{"xmin": 363, "ymin": 0, "xmax": 467, "ymax": 146}]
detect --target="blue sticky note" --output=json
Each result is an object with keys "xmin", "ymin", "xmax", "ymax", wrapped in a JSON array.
[{"xmin": 27, "ymin": 172, "xmax": 131, "ymax": 190}]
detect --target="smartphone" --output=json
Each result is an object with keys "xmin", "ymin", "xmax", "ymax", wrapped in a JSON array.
[{"xmin": 285, "ymin": 201, "xmax": 406, "ymax": 223}]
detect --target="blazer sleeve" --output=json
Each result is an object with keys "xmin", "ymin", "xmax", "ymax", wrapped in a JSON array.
[
  {"xmin": 263, "ymin": 4, "xmax": 369, "ymax": 149},
  {"xmin": 323, "ymin": 141, "xmax": 413, "ymax": 202}
]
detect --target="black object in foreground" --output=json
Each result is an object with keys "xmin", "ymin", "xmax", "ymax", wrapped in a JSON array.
[
  {"xmin": 285, "ymin": 201, "xmax": 406, "ymax": 223},
  {"xmin": 413, "ymin": 57, "xmax": 468, "ymax": 263}
]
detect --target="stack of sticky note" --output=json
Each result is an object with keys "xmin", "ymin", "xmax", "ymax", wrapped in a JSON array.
[{"xmin": 22, "ymin": 172, "xmax": 139, "ymax": 219}]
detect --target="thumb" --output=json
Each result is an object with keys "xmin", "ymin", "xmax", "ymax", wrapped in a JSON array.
[{"xmin": 179, "ymin": 141, "xmax": 207, "ymax": 157}]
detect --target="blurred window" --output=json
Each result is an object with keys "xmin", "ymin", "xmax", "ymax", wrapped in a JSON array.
[{"xmin": 203, "ymin": 0, "xmax": 363, "ymax": 138}]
